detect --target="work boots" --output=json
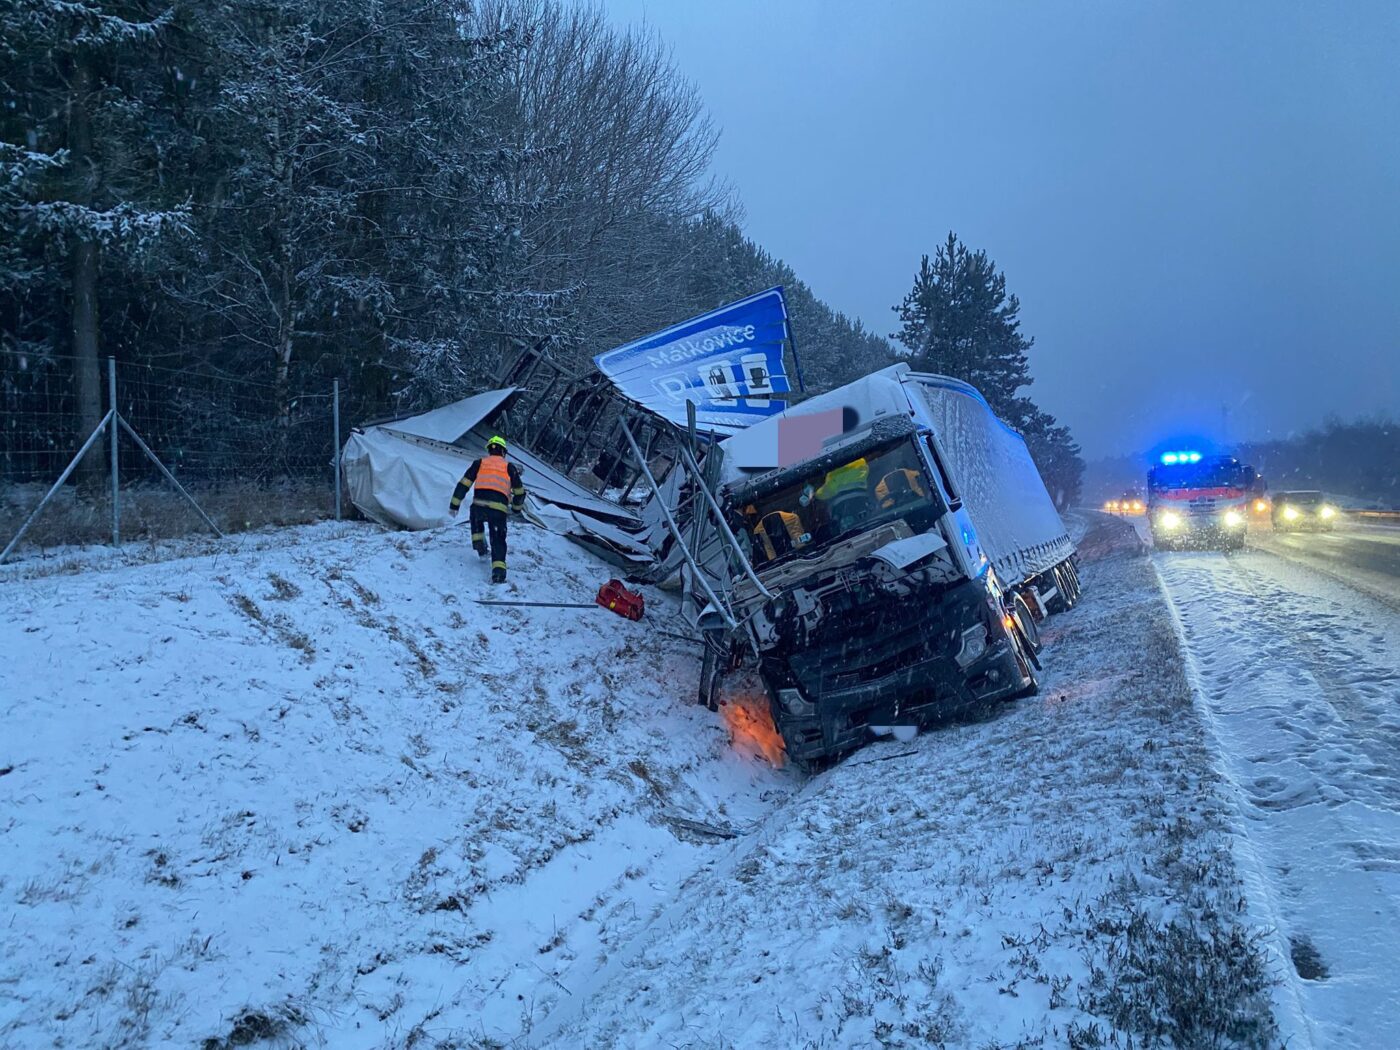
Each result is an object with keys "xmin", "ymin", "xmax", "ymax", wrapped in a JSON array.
[
  {"xmin": 491, "ymin": 567, "xmax": 507, "ymax": 584},
  {"xmin": 473, "ymin": 542, "xmax": 487, "ymax": 557}
]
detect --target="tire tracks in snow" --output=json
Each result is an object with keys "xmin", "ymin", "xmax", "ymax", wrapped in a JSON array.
[{"xmin": 1154, "ymin": 548, "xmax": 1400, "ymax": 1047}]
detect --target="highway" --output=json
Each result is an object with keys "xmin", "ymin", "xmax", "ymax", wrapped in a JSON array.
[
  {"xmin": 1147, "ymin": 514, "xmax": 1400, "ymax": 1045},
  {"xmin": 1248, "ymin": 516, "xmax": 1400, "ymax": 607}
]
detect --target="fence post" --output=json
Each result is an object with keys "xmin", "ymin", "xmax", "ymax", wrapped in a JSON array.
[
  {"xmin": 108, "ymin": 356, "xmax": 119, "ymax": 548},
  {"xmin": 333, "ymin": 378, "xmax": 342, "ymax": 521}
]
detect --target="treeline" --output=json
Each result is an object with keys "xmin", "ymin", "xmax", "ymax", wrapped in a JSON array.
[
  {"xmin": 0, "ymin": 0, "xmax": 889, "ymax": 473},
  {"xmin": 891, "ymin": 233, "xmax": 1084, "ymax": 509},
  {"xmin": 1086, "ymin": 417, "xmax": 1400, "ymax": 508},
  {"xmin": 2, "ymin": 0, "xmax": 1078, "ymax": 506},
  {"xmin": 1241, "ymin": 418, "xmax": 1400, "ymax": 506}
]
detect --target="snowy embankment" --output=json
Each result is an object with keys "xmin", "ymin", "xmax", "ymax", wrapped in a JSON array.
[
  {"xmin": 2, "ymin": 515, "xmax": 1281, "ymax": 1048},
  {"xmin": 0, "ymin": 521, "xmax": 791, "ymax": 1048},
  {"xmin": 535, "ymin": 516, "xmax": 1279, "ymax": 1049}
]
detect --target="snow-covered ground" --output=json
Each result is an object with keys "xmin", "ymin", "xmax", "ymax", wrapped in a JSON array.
[
  {"xmin": 2, "ymin": 515, "xmax": 1282, "ymax": 1048},
  {"xmin": 1154, "ymin": 546, "xmax": 1400, "ymax": 1047},
  {"xmin": 1, "ymin": 521, "xmax": 792, "ymax": 1047}
]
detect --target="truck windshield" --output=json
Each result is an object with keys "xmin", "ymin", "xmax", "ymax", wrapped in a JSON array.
[{"xmin": 737, "ymin": 440, "xmax": 941, "ymax": 568}]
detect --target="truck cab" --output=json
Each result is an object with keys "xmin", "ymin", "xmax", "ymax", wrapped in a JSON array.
[{"xmin": 721, "ymin": 415, "xmax": 1034, "ymax": 768}]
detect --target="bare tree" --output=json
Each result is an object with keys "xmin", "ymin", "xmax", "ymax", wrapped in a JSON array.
[{"xmin": 476, "ymin": 0, "xmax": 734, "ymax": 361}]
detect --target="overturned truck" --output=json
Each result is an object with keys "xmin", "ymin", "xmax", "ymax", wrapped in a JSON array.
[{"xmin": 695, "ymin": 364, "xmax": 1079, "ymax": 768}]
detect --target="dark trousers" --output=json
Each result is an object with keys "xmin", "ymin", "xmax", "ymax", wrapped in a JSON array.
[{"xmin": 469, "ymin": 503, "xmax": 509, "ymax": 571}]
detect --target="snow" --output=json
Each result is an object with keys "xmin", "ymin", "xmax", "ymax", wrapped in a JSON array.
[
  {"xmin": 0, "ymin": 520, "xmax": 791, "ymax": 1047},
  {"xmin": 1, "ymin": 515, "xmax": 1281, "ymax": 1047},
  {"xmin": 533, "ymin": 519, "xmax": 1278, "ymax": 1047},
  {"xmin": 907, "ymin": 373, "xmax": 1072, "ymax": 585},
  {"xmin": 1154, "ymin": 546, "xmax": 1400, "ymax": 1047}
]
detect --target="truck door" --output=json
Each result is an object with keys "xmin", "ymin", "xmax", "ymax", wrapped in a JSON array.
[{"xmin": 919, "ymin": 432, "xmax": 988, "ymax": 579}]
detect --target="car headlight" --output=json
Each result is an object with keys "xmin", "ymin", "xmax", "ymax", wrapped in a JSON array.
[
  {"xmin": 1158, "ymin": 511, "xmax": 1182, "ymax": 530},
  {"xmin": 1254, "ymin": 500, "xmax": 1267, "ymax": 512},
  {"xmin": 1282, "ymin": 506, "xmax": 1300, "ymax": 521},
  {"xmin": 1224, "ymin": 510, "xmax": 1244, "ymax": 528},
  {"xmin": 1319, "ymin": 505, "xmax": 1336, "ymax": 519}
]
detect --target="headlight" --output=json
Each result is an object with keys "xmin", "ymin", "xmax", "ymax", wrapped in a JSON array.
[
  {"xmin": 1283, "ymin": 506, "xmax": 1300, "ymax": 521},
  {"xmin": 1254, "ymin": 500, "xmax": 1267, "ymax": 512},
  {"xmin": 1319, "ymin": 505, "xmax": 1336, "ymax": 519},
  {"xmin": 1224, "ymin": 510, "xmax": 1244, "ymax": 528},
  {"xmin": 1158, "ymin": 511, "xmax": 1182, "ymax": 530},
  {"xmin": 777, "ymin": 688, "xmax": 813, "ymax": 717}
]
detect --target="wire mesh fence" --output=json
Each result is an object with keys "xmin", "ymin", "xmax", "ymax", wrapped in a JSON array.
[{"xmin": 1, "ymin": 348, "xmax": 345, "ymax": 560}]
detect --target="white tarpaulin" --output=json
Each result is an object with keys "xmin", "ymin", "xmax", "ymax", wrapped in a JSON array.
[{"xmin": 342, "ymin": 390, "xmax": 672, "ymax": 569}]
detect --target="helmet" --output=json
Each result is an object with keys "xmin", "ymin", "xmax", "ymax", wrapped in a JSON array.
[{"xmin": 486, "ymin": 435, "xmax": 507, "ymax": 454}]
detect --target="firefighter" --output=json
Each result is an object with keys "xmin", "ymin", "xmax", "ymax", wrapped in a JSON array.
[
  {"xmin": 875, "ymin": 467, "xmax": 927, "ymax": 509},
  {"xmin": 805, "ymin": 456, "xmax": 871, "ymax": 540},
  {"xmin": 449, "ymin": 435, "xmax": 526, "ymax": 584},
  {"xmin": 750, "ymin": 508, "xmax": 809, "ymax": 563}
]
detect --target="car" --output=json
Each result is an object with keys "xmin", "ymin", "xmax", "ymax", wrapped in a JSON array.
[{"xmin": 1271, "ymin": 490, "xmax": 1339, "ymax": 532}]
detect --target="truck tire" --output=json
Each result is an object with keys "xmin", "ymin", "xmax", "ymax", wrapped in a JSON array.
[
  {"xmin": 1054, "ymin": 564, "xmax": 1078, "ymax": 610},
  {"xmin": 1012, "ymin": 593, "xmax": 1041, "ymax": 655},
  {"xmin": 698, "ymin": 644, "xmax": 722, "ymax": 711},
  {"xmin": 1009, "ymin": 637, "xmax": 1040, "ymax": 699},
  {"xmin": 1004, "ymin": 613, "xmax": 1040, "ymax": 699}
]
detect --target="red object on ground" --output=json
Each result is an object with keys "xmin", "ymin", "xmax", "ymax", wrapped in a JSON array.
[{"xmin": 595, "ymin": 579, "xmax": 645, "ymax": 621}]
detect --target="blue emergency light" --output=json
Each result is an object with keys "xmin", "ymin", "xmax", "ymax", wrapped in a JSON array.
[{"xmin": 1160, "ymin": 450, "xmax": 1202, "ymax": 465}]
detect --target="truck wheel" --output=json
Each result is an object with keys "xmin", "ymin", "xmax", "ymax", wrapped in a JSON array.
[
  {"xmin": 698, "ymin": 645, "xmax": 721, "ymax": 711},
  {"xmin": 1009, "ymin": 639, "xmax": 1040, "ymax": 699},
  {"xmin": 1012, "ymin": 594, "xmax": 1041, "ymax": 655},
  {"xmin": 1004, "ymin": 615, "xmax": 1040, "ymax": 699},
  {"xmin": 1054, "ymin": 565, "xmax": 1077, "ymax": 609},
  {"xmin": 1065, "ymin": 560, "xmax": 1082, "ymax": 601}
]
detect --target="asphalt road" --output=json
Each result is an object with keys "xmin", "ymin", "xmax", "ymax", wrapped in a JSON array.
[{"xmin": 1248, "ymin": 517, "xmax": 1400, "ymax": 606}]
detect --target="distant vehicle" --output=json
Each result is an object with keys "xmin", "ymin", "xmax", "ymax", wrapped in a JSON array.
[
  {"xmin": 1102, "ymin": 493, "xmax": 1143, "ymax": 515},
  {"xmin": 1146, "ymin": 451, "xmax": 1254, "ymax": 551},
  {"xmin": 1248, "ymin": 475, "xmax": 1271, "ymax": 516},
  {"xmin": 1271, "ymin": 490, "xmax": 1338, "ymax": 532}
]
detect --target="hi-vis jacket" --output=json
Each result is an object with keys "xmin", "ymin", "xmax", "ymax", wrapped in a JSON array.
[{"xmin": 450, "ymin": 454, "xmax": 526, "ymax": 514}]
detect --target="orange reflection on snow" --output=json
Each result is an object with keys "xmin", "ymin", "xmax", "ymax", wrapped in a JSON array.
[{"xmin": 719, "ymin": 694, "xmax": 787, "ymax": 768}]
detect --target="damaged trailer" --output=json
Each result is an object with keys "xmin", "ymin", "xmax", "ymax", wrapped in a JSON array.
[
  {"xmin": 340, "ymin": 347, "xmax": 690, "ymax": 577},
  {"xmin": 691, "ymin": 364, "xmax": 1079, "ymax": 769}
]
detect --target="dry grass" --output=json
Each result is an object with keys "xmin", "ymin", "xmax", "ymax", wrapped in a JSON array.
[{"xmin": 0, "ymin": 478, "xmax": 336, "ymax": 557}]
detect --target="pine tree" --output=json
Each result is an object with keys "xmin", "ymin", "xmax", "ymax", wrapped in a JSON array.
[
  {"xmin": 1, "ymin": 0, "xmax": 187, "ymax": 478},
  {"xmin": 893, "ymin": 233, "xmax": 1083, "ymax": 508},
  {"xmin": 892, "ymin": 232, "xmax": 1033, "ymax": 419}
]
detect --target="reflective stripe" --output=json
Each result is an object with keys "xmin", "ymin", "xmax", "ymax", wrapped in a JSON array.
[
  {"xmin": 755, "ymin": 511, "xmax": 806, "ymax": 561},
  {"xmin": 816, "ymin": 458, "xmax": 869, "ymax": 501},
  {"xmin": 470, "ymin": 531, "xmax": 485, "ymax": 541},
  {"xmin": 875, "ymin": 469, "xmax": 926, "ymax": 508},
  {"xmin": 491, "ymin": 560, "xmax": 507, "ymax": 570},
  {"xmin": 473, "ymin": 498, "xmax": 510, "ymax": 513},
  {"xmin": 475, "ymin": 455, "xmax": 512, "ymax": 497}
]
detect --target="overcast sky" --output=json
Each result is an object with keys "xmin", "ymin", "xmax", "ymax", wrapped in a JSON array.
[{"xmin": 599, "ymin": 0, "xmax": 1400, "ymax": 458}]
